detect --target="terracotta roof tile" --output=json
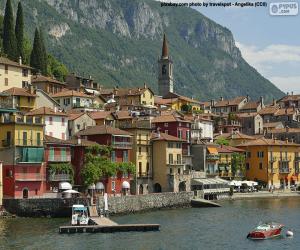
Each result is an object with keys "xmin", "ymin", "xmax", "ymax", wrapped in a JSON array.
[
  {"xmin": 26, "ymin": 107, "xmax": 67, "ymax": 116},
  {"xmin": 31, "ymin": 74, "xmax": 66, "ymax": 85},
  {"xmin": 151, "ymin": 132, "xmax": 185, "ymax": 142},
  {"xmin": 0, "ymin": 56, "xmax": 33, "ymax": 69},
  {"xmin": 44, "ymin": 135, "xmax": 72, "ymax": 145},
  {"xmin": 240, "ymin": 101, "xmax": 260, "ymax": 110},
  {"xmin": 89, "ymin": 111, "xmax": 113, "ymax": 120},
  {"xmin": 51, "ymin": 89, "xmax": 91, "ymax": 98},
  {"xmin": 76, "ymin": 125, "xmax": 132, "ymax": 136},
  {"xmin": 237, "ymin": 137, "xmax": 300, "ymax": 147},
  {"xmin": 214, "ymin": 96, "xmax": 246, "ymax": 107},
  {"xmin": 3, "ymin": 87, "xmax": 36, "ymax": 97},
  {"xmin": 66, "ymin": 138, "xmax": 99, "ymax": 147}
]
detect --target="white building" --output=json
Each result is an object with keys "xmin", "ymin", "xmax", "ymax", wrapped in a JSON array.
[
  {"xmin": 51, "ymin": 89, "xmax": 94, "ymax": 110},
  {"xmin": 26, "ymin": 107, "xmax": 68, "ymax": 140},
  {"xmin": 191, "ymin": 117, "xmax": 214, "ymax": 142}
]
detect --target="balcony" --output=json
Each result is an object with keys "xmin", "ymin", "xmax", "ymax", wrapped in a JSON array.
[
  {"xmin": 279, "ymin": 167, "xmax": 290, "ymax": 174},
  {"xmin": 0, "ymin": 115, "xmax": 44, "ymax": 125},
  {"xmin": 111, "ymin": 141, "xmax": 132, "ymax": 149},
  {"xmin": 47, "ymin": 155, "xmax": 71, "ymax": 162},
  {"xmin": 167, "ymin": 160, "xmax": 184, "ymax": 166},
  {"xmin": 48, "ymin": 174, "xmax": 71, "ymax": 182},
  {"xmin": 15, "ymin": 173, "xmax": 45, "ymax": 181},
  {"xmin": 15, "ymin": 139, "xmax": 43, "ymax": 147},
  {"xmin": 269, "ymin": 156, "xmax": 277, "ymax": 163},
  {"xmin": 137, "ymin": 172, "xmax": 151, "ymax": 178},
  {"xmin": 279, "ymin": 156, "xmax": 292, "ymax": 162},
  {"xmin": 119, "ymin": 120, "xmax": 152, "ymax": 129},
  {"xmin": 206, "ymin": 154, "xmax": 220, "ymax": 161},
  {"xmin": 17, "ymin": 147, "xmax": 44, "ymax": 163}
]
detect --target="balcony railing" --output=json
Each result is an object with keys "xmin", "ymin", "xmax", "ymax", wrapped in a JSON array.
[
  {"xmin": 48, "ymin": 174, "xmax": 71, "ymax": 181},
  {"xmin": 206, "ymin": 154, "xmax": 220, "ymax": 161},
  {"xmin": 2, "ymin": 139, "xmax": 43, "ymax": 148},
  {"xmin": 112, "ymin": 141, "xmax": 132, "ymax": 149},
  {"xmin": 47, "ymin": 155, "xmax": 71, "ymax": 162},
  {"xmin": 269, "ymin": 156, "xmax": 277, "ymax": 162},
  {"xmin": 168, "ymin": 161, "xmax": 183, "ymax": 166},
  {"xmin": 137, "ymin": 172, "xmax": 151, "ymax": 178},
  {"xmin": 15, "ymin": 173, "xmax": 45, "ymax": 181},
  {"xmin": 279, "ymin": 167, "xmax": 290, "ymax": 174}
]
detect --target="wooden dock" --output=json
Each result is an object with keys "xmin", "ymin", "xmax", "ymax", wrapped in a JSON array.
[
  {"xmin": 191, "ymin": 198, "xmax": 221, "ymax": 207},
  {"xmin": 59, "ymin": 207, "xmax": 160, "ymax": 234}
]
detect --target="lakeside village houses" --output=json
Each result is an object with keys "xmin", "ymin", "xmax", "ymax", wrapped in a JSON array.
[{"xmin": 0, "ymin": 35, "xmax": 300, "ymax": 204}]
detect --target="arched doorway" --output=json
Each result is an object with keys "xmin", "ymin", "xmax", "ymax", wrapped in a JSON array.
[
  {"xmin": 139, "ymin": 184, "xmax": 144, "ymax": 194},
  {"xmin": 23, "ymin": 188, "xmax": 29, "ymax": 199},
  {"xmin": 154, "ymin": 183, "xmax": 162, "ymax": 193},
  {"xmin": 179, "ymin": 182, "xmax": 186, "ymax": 192}
]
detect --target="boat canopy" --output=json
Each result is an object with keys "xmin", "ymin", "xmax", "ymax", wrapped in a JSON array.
[
  {"xmin": 96, "ymin": 182, "xmax": 104, "ymax": 190},
  {"xmin": 88, "ymin": 183, "xmax": 96, "ymax": 190},
  {"xmin": 59, "ymin": 182, "xmax": 72, "ymax": 190},
  {"xmin": 122, "ymin": 181, "xmax": 130, "ymax": 189}
]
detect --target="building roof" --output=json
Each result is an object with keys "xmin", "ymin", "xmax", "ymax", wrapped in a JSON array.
[
  {"xmin": 219, "ymin": 145, "xmax": 245, "ymax": 153},
  {"xmin": 268, "ymin": 128, "xmax": 300, "ymax": 134},
  {"xmin": 100, "ymin": 85, "xmax": 154, "ymax": 97},
  {"xmin": 0, "ymin": 56, "xmax": 33, "ymax": 69},
  {"xmin": 274, "ymin": 108, "xmax": 297, "ymax": 116},
  {"xmin": 44, "ymin": 135, "xmax": 72, "ymax": 145},
  {"xmin": 236, "ymin": 112, "xmax": 259, "ymax": 118},
  {"xmin": 263, "ymin": 122, "xmax": 284, "ymax": 129},
  {"xmin": 151, "ymin": 132, "xmax": 185, "ymax": 142},
  {"xmin": 258, "ymin": 105, "xmax": 279, "ymax": 115},
  {"xmin": 214, "ymin": 132, "xmax": 256, "ymax": 140},
  {"xmin": 31, "ymin": 74, "xmax": 66, "ymax": 85},
  {"xmin": 152, "ymin": 112, "xmax": 190, "ymax": 123},
  {"xmin": 240, "ymin": 101, "xmax": 260, "ymax": 110},
  {"xmin": 162, "ymin": 33, "xmax": 169, "ymax": 58},
  {"xmin": 26, "ymin": 107, "xmax": 67, "ymax": 117},
  {"xmin": 237, "ymin": 137, "xmax": 300, "ymax": 147},
  {"xmin": 2, "ymin": 87, "xmax": 36, "ymax": 97},
  {"xmin": 89, "ymin": 111, "xmax": 113, "ymax": 120},
  {"xmin": 76, "ymin": 125, "xmax": 132, "ymax": 136},
  {"xmin": 278, "ymin": 94, "xmax": 300, "ymax": 102},
  {"xmin": 162, "ymin": 92, "xmax": 201, "ymax": 104},
  {"xmin": 214, "ymin": 96, "xmax": 246, "ymax": 107},
  {"xmin": 66, "ymin": 138, "xmax": 99, "ymax": 147},
  {"xmin": 154, "ymin": 96, "xmax": 173, "ymax": 106},
  {"xmin": 51, "ymin": 89, "xmax": 91, "ymax": 98},
  {"xmin": 113, "ymin": 110, "xmax": 132, "ymax": 120},
  {"xmin": 67, "ymin": 112, "xmax": 86, "ymax": 121}
]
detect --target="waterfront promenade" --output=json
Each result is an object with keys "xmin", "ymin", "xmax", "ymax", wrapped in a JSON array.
[{"xmin": 232, "ymin": 190, "xmax": 300, "ymax": 200}]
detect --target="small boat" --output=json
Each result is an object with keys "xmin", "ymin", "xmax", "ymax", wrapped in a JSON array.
[
  {"xmin": 286, "ymin": 229, "xmax": 294, "ymax": 237},
  {"xmin": 247, "ymin": 222, "xmax": 284, "ymax": 240},
  {"xmin": 71, "ymin": 204, "xmax": 89, "ymax": 226}
]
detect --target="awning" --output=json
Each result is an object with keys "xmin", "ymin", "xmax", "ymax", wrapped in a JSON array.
[
  {"xmin": 122, "ymin": 181, "xmax": 130, "ymax": 189},
  {"xmin": 59, "ymin": 182, "xmax": 72, "ymax": 190},
  {"xmin": 85, "ymin": 88, "xmax": 100, "ymax": 95},
  {"xmin": 96, "ymin": 182, "xmax": 104, "ymax": 190},
  {"xmin": 207, "ymin": 147, "xmax": 218, "ymax": 154},
  {"xmin": 191, "ymin": 178, "xmax": 229, "ymax": 185}
]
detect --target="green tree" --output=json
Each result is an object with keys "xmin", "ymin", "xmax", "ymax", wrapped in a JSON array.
[
  {"xmin": 39, "ymin": 28, "xmax": 47, "ymax": 75},
  {"xmin": 215, "ymin": 137, "xmax": 229, "ymax": 146},
  {"xmin": 0, "ymin": 15, "xmax": 4, "ymax": 54},
  {"xmin": 2, "ymin": 0, "xmax": 17, "ymax": 60},
  {"xmin": 30, "ymin": 28, "xmax": 44, "ymax": 73},
  {"xmin": 15, "ymin": 2, "xmax": 25, "ymax": 61},
  {"xmin": 47, "ymin": 54, "xmax": 69, "ymax": 81},
  {"xmin": 231, "ymin": 152, "xmax": 245, "ymax": 177}
]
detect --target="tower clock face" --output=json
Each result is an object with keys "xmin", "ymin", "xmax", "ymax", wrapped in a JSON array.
[{"xmin": 162, "ymin": 64, "xmax": 167, "ymax": 75}]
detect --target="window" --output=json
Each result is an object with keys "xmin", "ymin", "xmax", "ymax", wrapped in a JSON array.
[
  {"xmin": 170, "ymin": 168, "xmax": 173, "ymax": 174},
  {"xmin": 111, "ymin": 151, "xmax": 116, "ymax": 162},
  {"xmin": 168, "ymin": 142, "xmax": 173, "ymax": 148},
  {"xmin": 169, "ymin": 154, "xmax": 173, "ymax": 164},
  {"xmin": 164, "ymin": 123, "xmax": 168, "ymax": 127},
  {"xmin": 23, "ymin": 132, "xmax": 27, "ymax": 146},
  {"xmin": 27, "ymin": 97, "xmax": 31, "ymax": 103},
  {"xmin": 138, "ymin": 147, "xmax": 142, "ymax": 155},
  {"xmin": 22, "ymin": 69, "xmax": 28, "ymax": 77},
  {"xmin": 36, "ymin": 132, "xmax": 41, "ymax": 146},
  {"xmin": 123, "ymin": 151, "xmax": 128, "ymax": 162},
  {"xmin": 22, "ymin": 81, "xmax": 28, "ymax": 88},
  {"xmin": 178, "ymin": 168, "xmax": 181, "ymax": 174},
  {"xmin": 111, "ymin": 181, "xmax": 116, "ymax": 191},
  {"xmin": 186, "ymin": 130, "xmax": 190, "ymax": 142},
  {"xmin": 257, "ymin": 151, "xmax": 264, "ymax": 158},
  {"xmin": 259, "ymin": 163, "xmax": 263, "ymax": 170},
  {"xmin": 5, "ymin": 65, "xmax": 8, "ymax": 74},
  {"xmin": 246, "ymin": 152, "xmax": 251, "ymax": 158},
  {"xmin": 139, "ymin": 162, "xmax": 142, "ymax": 175},
  {"xmin": 146, "ymin": 162, "xmax": 150, "ymax": 174},
  {"xmin": 179, "ymin": 122, "xmax": 182, "ymax": 127},
  {"xmin": 49, "ymin": 117, "xmax": 53, "ymax": 125},
  {"xmin": 62, "ymin": 117, "xmax": 65, "ymax": 126},
  {"xmin": 178, "ymin": 130, "xmax": 182, "ymax": 139},
  {"xmin": 5, "ymin": 78, "xmax": 8, "ymax": 86},
  {"xmin": 177, "ymin": 154, "xmax": 181, "ymax": 164},
  {"xmin": 246, "ymin": 163, "xmax": 250, "ymax": 170},
  {"xmin": 176, "ymin": 143, "xmax": 181, "ymax": 149},
  {"xmin": 6, "ymin": 169, "xmax": 12, "ymax": 177}
]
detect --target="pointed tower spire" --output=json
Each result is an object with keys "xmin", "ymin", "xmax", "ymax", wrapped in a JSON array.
[{"xmin": 162, "ymin": 33, "xmax": 168, "ymax": 58}]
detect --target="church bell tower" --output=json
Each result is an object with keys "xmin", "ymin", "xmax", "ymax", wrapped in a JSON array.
[{"xmin": 158, "ymin": 34, "xmax": 174, "ymax": 97}]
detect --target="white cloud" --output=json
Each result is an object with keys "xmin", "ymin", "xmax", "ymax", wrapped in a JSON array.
[{"xmin": 269, "ymin": 76, "xmax": 300, "ymax": 94}]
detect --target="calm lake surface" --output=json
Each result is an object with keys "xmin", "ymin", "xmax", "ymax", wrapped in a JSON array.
[{"xmin": 1, "ymin": 198, "xmax": 300, "ymax": 250}]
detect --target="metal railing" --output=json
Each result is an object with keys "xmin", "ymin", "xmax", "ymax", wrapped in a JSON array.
[
  {"xmin": 137, "ymin": 172, "xmax": 151, "ymax": 178},
  {"xmin": 168, "ymin": 160, "xmax": 183, "ymax": 165},
  {"xmin": 279, "ymin": 167, "xmax": 290, "ymax": 174},
  {"xmin": 48, "ymin": 174, "xmax": 71, "ymax": 181},
  {"xmin": 2, "ymin": 139, "xmax": 43, "ymax": 147},
  {"xmin": 111, "ymin": 141, "xmax": 132, "ymax": 148},
  {"xmin": 206, "ymin": 154, "xmax": 220, "ymax": 161},
  {"xmin": 15, "ymin": 173, "xmax": 45, "ymax": 181},
  {"xmin": 47, "ymin": 155, "xmax": 71, "ymax": 162}
]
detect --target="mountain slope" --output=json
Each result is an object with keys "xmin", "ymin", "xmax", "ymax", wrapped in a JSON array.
[{"xmin": 0, "ymin": 0, "xmax": 284, "ymax": 101}]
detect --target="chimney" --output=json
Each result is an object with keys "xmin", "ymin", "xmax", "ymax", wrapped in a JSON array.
[
  {"xmin": 286, "ymin": 138, "xmax": 289, "ymax": 144},
  {"xmin": 89, "ymin": 75, "xmax": 92, "ymax": 80},
  {"xmin": 144, "ymin": 82, "xmax": 147, "ymax": 89},
  {"xmin": 220, "ymin": 96, "xmax": 223, "ymax": 101},
  {"xmin": 286, "ymin": 126, "xmax": 289, "ymax": 133},
  {"xmin": 19, "ymin": 56, "xmax": 22, "ymax": 65},
  {"xmin": 291, "ymin": 91, "xmax": 294, "ymax": 95},
  {"xmin": 210, "ymin": 99, "xmax": 215, "ymax": 107},
  {"xmin": 246, "ymin": 95, "xmax": 249, "ymax": 102},
  {"xmin": 54, "ymin": 106, "xmax": 57, "ymax": 113},
  {"xmin": 272, "ymin": 98, "xmax": 276, "ymax": 106},
  {"xmin": 260, "ymin": 96, "xmax": 264, "ymax": 106}
]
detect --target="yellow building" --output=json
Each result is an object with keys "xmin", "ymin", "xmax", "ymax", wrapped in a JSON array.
[
  {"xmin": 0, "ymin": 114, "xmax": 44, "ymax": 149},
  {"xmin": 237, "ymin": 138, "xmax": 300, "ymax": 188},
  {"xmin": 152, "ymin": 132, "xmax": 190, "ymax": 192},
  {"xmin": 100, "ymin": 84, "xmax": 155, "ymax": 108},
  {"xmin": 0, "ymin": 57, "xmax": 32, "ymax": 92},
  {"xmin": 1, "ymin": 87, "xmax": 36, "ymax": 113},
  {"xmin": 0, "ymin": 161, "xmax": 2, "ymax": 206},
  {"xmin": 119, "ymin": 118, "xmax": 152, "ymax": 194},
  {"xmin": 155, "ymin": 92, "xmax": 201, "ymax": 112}
]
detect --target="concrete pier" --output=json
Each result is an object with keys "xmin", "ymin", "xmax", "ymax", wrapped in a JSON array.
[{"xmin": 191, "ymin": 198, "xmax": 221, "ymax": 207}]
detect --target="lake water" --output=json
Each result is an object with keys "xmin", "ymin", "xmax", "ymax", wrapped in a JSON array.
[{"xmin": 1, "ymin": 198, "xmax": 300, "ymax": 250}]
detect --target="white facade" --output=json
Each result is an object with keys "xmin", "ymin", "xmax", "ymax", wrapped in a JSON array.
[
  {"xmin": 53, "ymin": 96, "xmax": 93, "ymax": 110},
  {"xmin": 191, "ymin": 119, "xmax": 214, "ymax": 142},
  {"xmin": 44, "ymin": 115, "xmax": 68, "ymax": 140}
]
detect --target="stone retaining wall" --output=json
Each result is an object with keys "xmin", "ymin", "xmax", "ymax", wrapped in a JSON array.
[{"xmin": 3, "ymin": 192, "xmax": 194, "ymax": 217}]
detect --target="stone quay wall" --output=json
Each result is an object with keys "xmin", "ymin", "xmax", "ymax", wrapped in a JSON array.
[{"xmin": 3, "ymin": 192, "xmax": 194, "ymax": 217}]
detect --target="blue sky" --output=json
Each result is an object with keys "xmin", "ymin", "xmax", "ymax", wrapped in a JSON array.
[{"xmin": 159, "ymin": 0, "xmax": 300, "ymax": 93}]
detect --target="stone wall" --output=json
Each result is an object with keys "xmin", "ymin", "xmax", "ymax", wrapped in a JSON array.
[
  {"xmin": 97, "ymin": 192, "xmax": 193, "ymax": 215},
  {"xmin": 3, "ymin": 192, "xmax": 194, "ymax": 217}
]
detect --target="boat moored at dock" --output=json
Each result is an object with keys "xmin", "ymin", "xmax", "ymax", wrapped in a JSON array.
[{"xmin": 247, "ymin": 222, "xmax": 284, "ymax": 240}]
